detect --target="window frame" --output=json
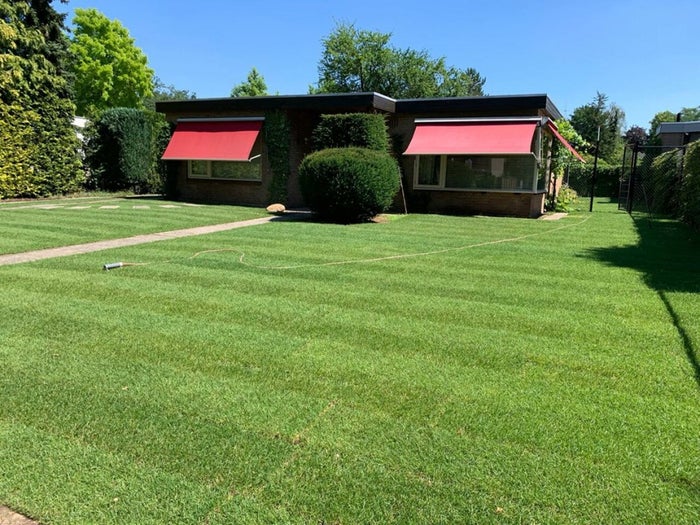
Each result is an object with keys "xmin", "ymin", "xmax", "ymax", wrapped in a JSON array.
[{"xmin": 413, "ymin": 153, "xmax": 541, "ymax": 193}]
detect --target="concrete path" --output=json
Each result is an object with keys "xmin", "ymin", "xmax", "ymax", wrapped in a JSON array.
[
  {"xmin": 0, "ymin": 214, "xmax": 297, "ymax": 267},
  {"xmin": 0, "ymin": 506, "xmax": 38, "ymax": 525}
]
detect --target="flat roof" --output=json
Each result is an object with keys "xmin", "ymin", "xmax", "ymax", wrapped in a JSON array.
[
  {"xmin": 157, "ymin": 92, "xmax": 563, "ymax": 120},
  {"xmin": 156, "ymin": 92, "xmax": 396, "ymax": 114},
  {"xmin": 657, "ymin": 121, "xmax": 700, "ymax": 135}
]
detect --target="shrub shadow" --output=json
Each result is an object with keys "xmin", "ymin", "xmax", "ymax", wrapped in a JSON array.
[{"xmin": 584, "ymin": 213, "xmax": 700, "ymax": 387}]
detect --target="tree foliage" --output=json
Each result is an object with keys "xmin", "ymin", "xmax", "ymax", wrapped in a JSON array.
[
  {"xmin": 623, "ymin": 125, "xmax": 648, "ymax": 146},
  {"xmin": 569, "ymin": 92, "xmax": 625, "ymax": 163},
  {"xmin": 313, "ymin": 23, "xmax": 485, "ymax": 99},
  {"xmin": 70, "ymin": 7, "xmax": 153, "ymax": 117},
  {"xmin": 143, "ymin": 76, "xmax": 196, "ymax": 111},
  {"xmin": 230, "ymin": 67, "xmax": 268, "ymax": 97},
  {"xmin": 0, "ymin": 0, "xmax": 82, "ymax": 198}
]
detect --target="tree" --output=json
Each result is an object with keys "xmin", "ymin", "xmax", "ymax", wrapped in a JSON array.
[
  {"xmin": 230, "ymin": 67, "xmax": 268, "ymax": 97},
  {"xmin": 313, "ymin": 23, "xmax": 485, "ymax": 99},
  {"xmin": 623, "ymin": 125, "xmax": 648, "ymax": 147},
  {"xmin": 0, "ymin": 0, "xmax": 82, "ymax": 198},
  {"xmin": 143, "ymin": 76, "xmax": 196, "ymax": 111},
  {"xmin": 70, "ymin": 8, "xmax": 153, "ymax": 117},
  {"xmin": 569, "ymin": 92, "xmax": 625, "ymax": 163}
]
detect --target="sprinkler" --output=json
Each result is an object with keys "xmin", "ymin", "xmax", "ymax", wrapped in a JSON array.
[{"xmin": 103, "ymin": 262, "xmax": 124, "ymax": 271}]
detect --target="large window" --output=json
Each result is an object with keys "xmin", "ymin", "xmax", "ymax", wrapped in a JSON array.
[
  {"xmin": 187, "ymin": 141, "xmax": 262, "ymax": 181},
  {"xmin": 413, "ymin": 154, "xmax": 538, "ymax": 192}
]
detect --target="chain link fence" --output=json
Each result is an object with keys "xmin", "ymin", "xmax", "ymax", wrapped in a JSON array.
[{"xmin": 618, "ymin": 145, "xmax": 686, "ymax": 216}]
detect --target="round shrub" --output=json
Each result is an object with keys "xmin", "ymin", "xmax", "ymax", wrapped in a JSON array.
[
  {"xmin": 311, "ymin": 113, "xmax": 389, "ymax": 152},
  {"xmin": 299, "ymin": 147, "xmax": 400, "ymax": 222}
]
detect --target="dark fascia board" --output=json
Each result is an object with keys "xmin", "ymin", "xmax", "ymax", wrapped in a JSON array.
[
  {"xmin": 395, "ymin": 94, "xmax": 563, "ymax": 120},
  {"xmin": 156, "ymin": 92, "xmax": 396, "ymax": 115}
]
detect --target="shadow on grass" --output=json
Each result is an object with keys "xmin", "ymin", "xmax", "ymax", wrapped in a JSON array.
[{"xmin": 585, "ymin": 212, "xmax": 700, "ymax": 388}]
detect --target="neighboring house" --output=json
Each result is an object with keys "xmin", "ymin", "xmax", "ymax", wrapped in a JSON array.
[
  {"xmin": 656, "ymin": 121, "xmax": 700, "ymax": 148},
  {"xmin": 157, "ymin": 92, "xmax": 583, "ymax": 218}
]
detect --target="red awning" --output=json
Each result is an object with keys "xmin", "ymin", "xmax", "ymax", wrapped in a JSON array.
[
  {"xmin": 404, "ymin": 121, "xmax": 538, "ymax": 155},
  {"xmin": 161, "ymin": 120, "xmax": 263, "ymax": 161},
  {"xmin": 546, "ymin": 121, "xmax": 586, "ymax": 163}
]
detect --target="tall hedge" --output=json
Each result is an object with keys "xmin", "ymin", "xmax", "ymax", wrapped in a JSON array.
[
  {"xmin": 680, "ymin": 141, "xmax": 700, "ymax": 228},
  {"xmin": 87, "ymin": 108, "xmax": 153, "ymax": 192},
  {"xmin": 649, "ymin": 149, "xmax": 683, "ymax": 213},
  {"xmin": 299, "ymin": 148, "xmax": 399, "ymax": 222},
  {"xmin": 566, "ymin": 164, "xmax": 622, "ymax": 198},
  {"xmin": 312, "ymin": 113, "xmax": 389, "ymax": 152}
]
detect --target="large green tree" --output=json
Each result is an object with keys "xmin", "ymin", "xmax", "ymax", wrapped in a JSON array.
[
  {"xmin": 570, "ymin": 92, "xmax": 625, "ymax": 163},
  {"xmin": 70, "ymin": 7, "xmax": 153, "ymax": 117},
  {"xmin": 313, "ymin": 23, "xmax": 485, "ymax": 99},
  {"xmin": 143, "ymin": 76, "xmax": 196, "ymax": 111},
  {"xmin": 0, "ymin": 0, "xmax": 82, "ymax": 198},
  {"xmin": 230, "ymin": 67, "xmax": 268, "ymax": 97}
]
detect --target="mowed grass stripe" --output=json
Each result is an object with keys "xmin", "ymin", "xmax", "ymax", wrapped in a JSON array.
[
  {"xmin": 0, "ymin": 197, "xmax": 267, "ymax": 255},
  {"xmin": 1, "ymin": 201, "xmax": 698, "ymax": 523}
]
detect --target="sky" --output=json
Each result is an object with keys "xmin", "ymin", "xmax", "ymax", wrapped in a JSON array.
[{"xmin": 62, "ymin": 0, "xmax": 700, "ymax": 130}]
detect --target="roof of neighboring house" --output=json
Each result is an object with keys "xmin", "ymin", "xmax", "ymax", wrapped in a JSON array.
[
  {"xmin": 657, "ymin": 121, "xmax": 700, "ymax": 135},
  {"xmin": 156, "ymin": 92, "xmax": 563, "ymax": 120}
]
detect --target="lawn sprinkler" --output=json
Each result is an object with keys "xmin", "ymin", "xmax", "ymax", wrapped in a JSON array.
[{"xmin": 103, "ymin": 262, "xmax": 124, "ymax": 271}]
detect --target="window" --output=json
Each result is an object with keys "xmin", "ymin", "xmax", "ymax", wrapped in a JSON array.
[
  {"xmin": 413, "ymin": 154, "xmax": 538, "ymax": 192},
  {"xmin": 187, "ymin": 141, "xmax": 262, "ymax": 181}
]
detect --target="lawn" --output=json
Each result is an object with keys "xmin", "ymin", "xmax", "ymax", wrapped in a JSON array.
[
  {"xmin": 0, "ymin": 200, "xmax": 698, "ymax": 524},
  {"xmin": 0, "ymin": 196, "xmax": 267, "ymax": 255}
]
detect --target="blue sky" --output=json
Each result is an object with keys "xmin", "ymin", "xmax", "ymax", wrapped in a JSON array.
[{"xmin": 62, "ymin": 0, "xmax": 699, "ymax": 129}]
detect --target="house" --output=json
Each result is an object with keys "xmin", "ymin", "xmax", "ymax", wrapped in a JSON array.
[
  {"xmin": 656, "ymin": 121, "xmax": 700, "ymax": 148},
  {"xmin": 157, "ymin": 92, "xmax": 582, "ymax": 218}
]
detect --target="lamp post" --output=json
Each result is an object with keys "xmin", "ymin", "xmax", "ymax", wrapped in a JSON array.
[{"xmin": 589, "ymin": 126, "xmax": 600, "ymax": 212}]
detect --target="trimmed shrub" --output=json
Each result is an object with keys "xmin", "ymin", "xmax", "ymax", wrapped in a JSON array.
[
  {"xmin": 649, "ymin": 149, "xmax": 683, "ymax": 213},
  {"xmin": 299, "ymin": 147, "xmax": 400, "ymax": 222},
  {"xmin": 681, "ymin": 141, "xmax": 700, "ymax": 228},
  {"xmin": 566, "ymin": 163, "xmax": 621, "ymax": 198},
  {"xmin": 87, "ymin": 108, "xmax": 152, "ymax": 192},
  {"xmin": 312, "ymin": 113, "xmax": 389, "ymax": 152}
]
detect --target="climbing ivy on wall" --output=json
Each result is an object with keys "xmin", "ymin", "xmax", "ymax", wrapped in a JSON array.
[{"xmin": 264, "ymin": 110, "xmax": 290, "ymax": 203}]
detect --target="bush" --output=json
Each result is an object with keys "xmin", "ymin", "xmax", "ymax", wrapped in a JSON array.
[
  {"xmin": 87, "ymin": 108, "xmax": 152, "ymax": 192},
  {"xmin": 681, "ymin": 141, "xmax": 700, "ymax": 228},
  {"xmin": 299, "ymin": 147, "xmax": 400, "ymax": 222},
  {"xmin": 566, "ymin": 163, "xmax": 621, "ymax": 198},
  {"xmin": 547, "ymin": 185, "xmax": 578, "ymax": 212},
  {"xmin": 649, "ymin": 149, "xmax": 683, "ymax": 213},
  {"xmin": 312, "ymin": 113, "xmax": 389, "ymax": 152}
]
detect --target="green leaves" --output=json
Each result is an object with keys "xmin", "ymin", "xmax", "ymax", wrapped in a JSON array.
[
  {"xmin": 314, "ymin": 22, "xmax": 485, "ymax": 99},
  {"xmin": 230, "ymin": 67, "xmax": 268, "ymax": 97},
  {"xmin": 70, "ymin": 8, "xmax": 154, "ymax": 118}
]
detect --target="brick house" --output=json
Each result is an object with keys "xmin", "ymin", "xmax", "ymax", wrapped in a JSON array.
[{"xmin": 157, "ymin": 92, "xmax": 582, "ymax": 218}]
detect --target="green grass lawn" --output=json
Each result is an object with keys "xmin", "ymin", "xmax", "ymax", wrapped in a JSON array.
[
  {"xmin": 0, "ymin": 200, "xmax": 698, "ymax": 524},
  {"xmin": 0, "ymin": 196, "xmax": 267, "ymax": 255}
]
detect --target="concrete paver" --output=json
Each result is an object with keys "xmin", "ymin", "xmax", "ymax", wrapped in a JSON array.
[{"xmin": 0, "ymin": 213, "xmax": 299, "ymax": 267}]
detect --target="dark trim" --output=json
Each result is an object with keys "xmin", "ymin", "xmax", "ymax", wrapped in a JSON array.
[
  {"xmin": 157, "ymin": 92, "xmax": 396, "ymax": 114},
  {"xmin": 395, "ymin": 94, "xmax": 562, "ymax": 120},
  {"xmin": 157, "ymin": 92, "xmax": 563, "ymax": 120}
]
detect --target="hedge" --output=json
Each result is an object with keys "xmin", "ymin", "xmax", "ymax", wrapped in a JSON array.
[
  {"xmin": 566, "ymin": 163, "xmax": 622, "ymax": 198},
  {"xmin": 681, "ymin": 141, "xmax": 700, "ymax": 228},
  {"xmin": 299, "ymin": 147, "xmax": 400, "ymax": 222},
  {"xmin": 312, "ymin": 113, "xmax": 389, "ymax": 152}
]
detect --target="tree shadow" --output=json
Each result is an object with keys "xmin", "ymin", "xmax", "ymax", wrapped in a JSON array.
[{"xmin": 584, "ymin": 213, "xmax": 700, "ymax": 388}]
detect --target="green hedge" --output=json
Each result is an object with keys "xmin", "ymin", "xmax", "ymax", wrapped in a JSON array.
[
  {"xmin": 566, "ymin": 164, "xmax": 622, "ymax": 198},
  {"xmin": 312, "ymin": 113, "xmax": 389, "ymax": 152},
  {"xmin": 87, "ymin": 108, "xmax": 152, "ymax": 192},
  {"xmin": 299, "ymin": 148, "xmax": 400, "ymax": 222},
  {"xmin": 649, "ymin": 149, "xmax": 683, "ymax": 213},
  {"xmin": 681, "ymin": 142, "xmax": 700, "ymax": 228}
]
